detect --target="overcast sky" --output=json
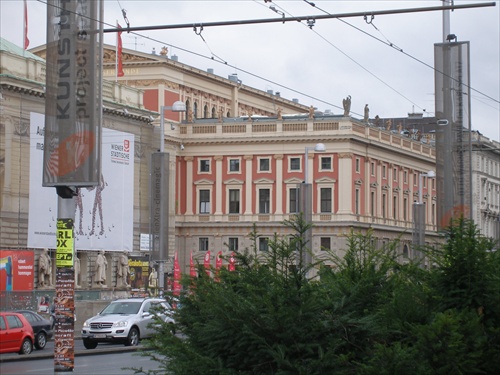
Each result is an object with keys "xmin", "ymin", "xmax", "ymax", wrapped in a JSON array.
[{"xmin": 1, "ymin": 0, "xmax": 499, "ymax": 141}]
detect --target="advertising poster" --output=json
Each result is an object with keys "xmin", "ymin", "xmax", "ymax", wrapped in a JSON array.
[
  {"xmin": 128, "ymin": 257, "xmax": 149, "ymax": 291},
  {"xmin": 28, "ymin": 112, "xmax": 135, "ymax": 251},
  {"xmin": 0, "ymin": 250, "xmax": 34, "ymax": 291},
  {"xmin": 56, "ymin": 219, "xmax": 74, "ymax": 268},
  {"xmin": 54, "ymin": 268, "xmax": 75, "ymax": 372}
]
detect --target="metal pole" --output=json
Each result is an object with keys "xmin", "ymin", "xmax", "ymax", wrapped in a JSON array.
[
  {"xmin": 103, "ymin": 3, "xmax": 495, "ymax": 33},
  {"xmin": 160, "ymin": 106, "xmax": 165, "ymax": 152},
  {"xmin": 442, "ymin": 0, "xmax": 451, "ymax": 42}
]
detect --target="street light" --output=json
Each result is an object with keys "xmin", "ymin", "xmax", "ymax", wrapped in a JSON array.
[
  {"xmin": 152, "ymin": 100, "xmax": 186, "ymax": 296},
  {"xmin": 413, "ymin": 170, "xmax": 435, "ymax": 265},
  {"xmin": 300, "ymin": 143, "xmax": 326, "ymax": 274},
  {"xmin": 159, "ymin": 100, "xmax": 186, "ymax": 152}
]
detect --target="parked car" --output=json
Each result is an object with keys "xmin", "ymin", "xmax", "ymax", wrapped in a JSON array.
[
  {"xmin": 0, "ymin": 312, "xmax": 35, "ymax": 355},
  {"xmin": 15, "ymin": 310, "xmax": 54, "ymax": 350},
  {"xmin": 81, "ymin": 297, "xmax": 174, "ymax": 349}
]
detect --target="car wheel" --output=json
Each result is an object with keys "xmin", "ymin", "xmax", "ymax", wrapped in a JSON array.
[
  {"xmin": 35, "ymin": 332, "xmax": 47, "ymax": 350},
  {"xmin": 83, "ymin": 339, "xmax": 98, "ymax": 349},
  {"xmin": 125, "ymin": 327, "xmax": 139, "ymax": 346},
  {"xmin": 19, "ymin": 338, "xmax": 33, "ymax": 355}
]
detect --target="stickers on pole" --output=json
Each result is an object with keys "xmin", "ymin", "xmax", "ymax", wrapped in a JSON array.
[{"xmin": 56, "ymin": 219, "xmax": 74, "ymax": 268}]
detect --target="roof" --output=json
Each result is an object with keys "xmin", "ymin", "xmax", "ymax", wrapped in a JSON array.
[{"xmin": 0, "ymin": 37, "xmax": 45, "ymax": 62}]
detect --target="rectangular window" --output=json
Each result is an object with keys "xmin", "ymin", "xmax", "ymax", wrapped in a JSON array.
[
  {"xmin": 200, "ymin": 159, "xmax": 210, "ymax": 172},
  {"xmin": 320, "ymin": 237, "xmax": 331, "ymax": 251},
  {"xmin": 259, "ymin": 237, "xmax": 269, "ymax": 252},
  {"xmin": 404, "ymin": 170, "xmax": 408, "ymax": 183},
  {"xmin": 289, "ymin": 188, "xmax": 299, "ymax": 213},
  {"xmin": 355, "ymin": 189, "xmax": 360, "ymax": 215},
  {"xmin": 320, "ymin": 188, "xmax": 332, "ymax": 213},
  {"xmin": 199, "ymin": 237, "xmax": 209, "ymax": 251},
  {"xmin": 403, "ymin": 197, "xmax": 408, "ymax": 221},
  {"xmin": 228, "ymin": 237, "xmax": 239, "ymax": 251},
  {"xmin": 382, "ymin": 193, "xmax": 387, "ymax": 219},
  {"xmin": 229, "ymin": 159, "xmax": 240, "ymax": 172},
  {"xmin": 371, "ymin": 162, "xmax": 375, "ymax": 176},
  {"xmin": 199, "ymin": 189, "xmax": 210, "ymax": 214},
  {"xmin": 355, "ymin": 158, "xmax": 360, "ymax": 173},
  {"xmin": 290, "ymin": 157, "xmax": 301, "ymax": 171},
  {"xmin": 259, "ymin": 189, "xmax": 270, "ymax": 214},
  {"xmin": 259, "ymin": 158, "xmax": 270, "ymax": 171},
  {"xmin": 393, "ymin": 168, "xmax": 398, "ymax": 182},
  {"xmin": 382, "ymin": 165, "xmax": 387, "ymax": 179},
  {"xmin": 371, "ymin": 191, "xmax": 376, "ymax": 216},
  {"xmin": 393, "ymin": 195, "xmax": 398, "ymax": 219},
  {"xmin": 229, "ymin": 189, "xmax": 240, "ymax": 214},
  {"xmin": 321, "ymin": 157, "xmax": 331, "ymax": 170}
]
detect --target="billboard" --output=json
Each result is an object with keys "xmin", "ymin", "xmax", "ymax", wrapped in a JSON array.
[
  {"xmin": 29, "ymin": 112, "xmax": 134, "ymax": 251},
  {"xmin": 0, "ymin": 250, "xmax": 34, "ymax": 291}
]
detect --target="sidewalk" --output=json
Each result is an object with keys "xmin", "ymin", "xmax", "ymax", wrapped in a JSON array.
[{"xmin": 0, "ymin": 343, "xmax": 142, "ymax": 363}]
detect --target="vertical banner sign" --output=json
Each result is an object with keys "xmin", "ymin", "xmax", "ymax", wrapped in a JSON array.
[
  {"xmin": 54, "ymin": 268, "xmax": 75, "ymax": 373},
  {"xmin": 434, "ymin": 42, "xmax": 472, "ymax": 230},
  {"xmin": 56, "ymin": 219, "xmax": 74, "ymax": 268},
  {"xmin": 150, "ymin": 153, "xmax": 170, "ymax": 261},
  {"xmin": 44, "ymin": 0, "xmax": 102, "ymax": 187}
]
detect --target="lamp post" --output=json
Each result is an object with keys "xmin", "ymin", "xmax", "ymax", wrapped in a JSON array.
[
  {"xmin": 413, "ymin": 170, "xmax": 435, "ymax": 265},
  {"xmin": 151, "ymin": 100, "xmax": 186, "ymax": 296},
  {"xmin": 159, "ymin": 101, "xmax": 186, "ymax": 151},
  {"xmin": 300, "ymin": 143, "xmax": 326, "ymax": 274}
]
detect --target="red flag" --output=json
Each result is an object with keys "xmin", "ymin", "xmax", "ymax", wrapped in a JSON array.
[
  {"xmin": 23, "ymin": 0, "xmax": 29, "ymax": 49},
  {"xmin": 116, "ymin": 23, "xmax": 124, "ymax": 78},
  {"xmin": 173, "ymin": 251, "xmax": 181, "ymax": 296},
  {"xmin": 228, "ymin": 252, "xmax": 236, "ymax": 272},
  {"xmin": 189, "ymin": 251, "xmax": 196, "ymax": 278},
  {"xmin": 204, "ymin": 251, "xmax": 211, "ymax": 276}
]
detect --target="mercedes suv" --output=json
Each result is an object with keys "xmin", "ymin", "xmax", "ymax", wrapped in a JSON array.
[{"xmin": 81, "ymin": 297, "xmax": 174, "ymax": 349}]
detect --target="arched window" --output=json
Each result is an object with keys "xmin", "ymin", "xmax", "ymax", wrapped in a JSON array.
[
  {"xmin": 203, "ymin": 105, "xmax": 209, "ymax": 118},
  {"xmin": 402, "ymin": 244, "xmax": 409, "ymax": 259},
  {"xmin": 211, "ymin": 106, "xmax": 216, "ymax": 118},
  {"xmin": 185, "ymin": 100, "xmax": 190, "ymax": 119},
  {"xmin": 193, "ymin": 102, "xmax": 198, "ymax": 119},
  {"xmin": 226, "ymin": 110, "xmax": 231, "ymax": 117}
]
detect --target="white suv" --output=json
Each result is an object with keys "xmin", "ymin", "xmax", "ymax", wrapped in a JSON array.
[{"xmin": 81, "ymin": 298, "xmax": 174, "ymax": 349}]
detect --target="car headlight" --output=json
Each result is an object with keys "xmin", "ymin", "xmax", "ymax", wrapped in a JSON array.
[
  {"xmin": 83, "ymin": 320, "xmax": 90, "ymax": 328},
  {"xmin": 112, "ymin": 321, "xmax": 129, "ymax": 328}
]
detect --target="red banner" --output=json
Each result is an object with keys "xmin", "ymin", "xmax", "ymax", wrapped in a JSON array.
[
  {"xmin": 204, "ymin": 251, "xmax": 211, "ymax": 276},
  {"xmin": 173, "ymin": 251, "xmax": 181, "ymax": 296},
  {"xmin": 117, "ymin": 23, "xmax": 124, "ymax": 77},
  {"xmin": 215, "ymin": 251, "xmax": 223, "ymax": 270},
  {"xmin": 229, "ymin": 252, "xmax": 236, "ymax": 272},
  {"xmin": 0, "ymin": 250, "xmax": 34, "ymax": 291},
  {"xmin": 215, "ymin": 251, "xmax": 223, "ymax": 282}
]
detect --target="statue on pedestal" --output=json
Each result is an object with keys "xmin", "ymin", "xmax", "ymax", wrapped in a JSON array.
[
  {"xmin": 342, "ymin": 95, "xmax": 351, "ymax": 116},
  {"xmin": 364, "ymin": 104, "xmax": 370, "ymax": 123},
  {"xmin": 38, "ymin": 249, "xmax": 53, "ymax": 288},
  {"xmin": 95, "ymin": 250, "xmax": 108, "ymax": 287},
  {"xmin": 117, "ymin": 252, "xmax": 130, "ymax": 288}
]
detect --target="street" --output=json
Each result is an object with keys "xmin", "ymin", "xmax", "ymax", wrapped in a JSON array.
[{"xmin": 0, "ymin": 350, "xmax": 161, "ymax": 375}]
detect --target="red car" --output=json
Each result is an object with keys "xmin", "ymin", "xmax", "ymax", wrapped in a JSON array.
[{"xmin": 0, "ymin": 312, "xmax": 35, "ymax": 355}]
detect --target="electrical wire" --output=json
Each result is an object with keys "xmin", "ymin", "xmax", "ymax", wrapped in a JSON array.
[
  {"xmin": 302, "ymin": 0, "xmax": 499, "ymax": 105},
  {"xmin": 267, "ymin": 1, "xmax": 423, "ymax": 112}
]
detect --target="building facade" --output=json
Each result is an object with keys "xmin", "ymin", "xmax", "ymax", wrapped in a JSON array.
[{"xmin": 1, "ymin": 38, "xmax": 442, "ymax": 295}]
